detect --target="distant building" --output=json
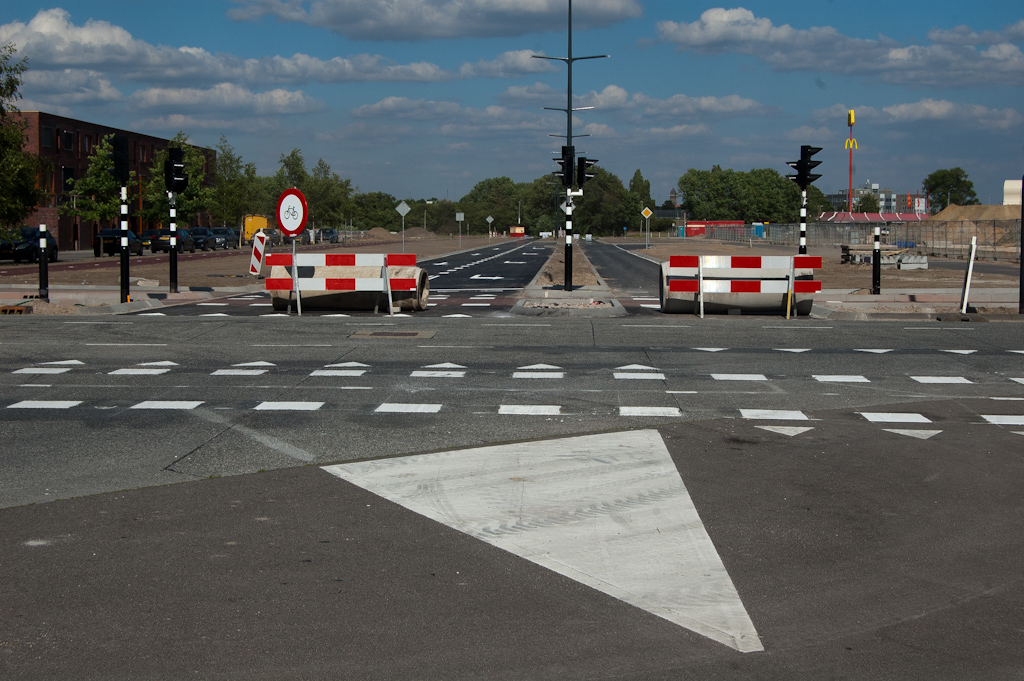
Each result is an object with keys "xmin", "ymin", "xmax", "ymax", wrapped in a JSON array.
[
  {"xmin": 825, "ymin": 180, "xmax": 907, "ymax": 214},
  {"xmin": 1005, "ymin": 180, "xmax": 1022, "ymax": 206},
  {"xmin": 13, "ymin": 111, "xmax": 215, "ymax": 250}
]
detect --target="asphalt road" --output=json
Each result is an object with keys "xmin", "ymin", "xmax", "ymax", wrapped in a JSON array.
[{"xmin": 1, "ymin": 314, "xmax": 1023, "ymax": 679}]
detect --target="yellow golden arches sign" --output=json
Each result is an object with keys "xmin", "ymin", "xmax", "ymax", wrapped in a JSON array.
[{"xmin": 845, "ymin": 138, "xmax": 858, "ymax": 149}]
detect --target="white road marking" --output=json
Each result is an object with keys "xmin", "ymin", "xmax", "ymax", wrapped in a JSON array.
[
  {"xmin": 311, "ymin": 369, "xmax": 366, "ymax": 377},
  {"xmin": 513, "ymin": 372, "xmax": 564, "ymax": 379},
  {"xmin": 693, "ymin": 347, "xmax": 728, "ymax": 352},
  {"xmin": 619, "ymin": 406, "xmax": 681, "ymax": 417},
  {"xmin": 981, "ymin": 415, "xmax": 1024, "ymax": 426},
  {"xmin": 109, "ymin": 368, "xmax": 170, "ymax": 375},
  {"xmin": 42, "ymin": 360, "xmax": 84, "ymax": 365},
  {"xmin": 13, "ymin": 368, "xmax": 70, "ymax": 374},
  {"xmin": 130, "ymin": 401, "xmax": 203, "ymax": 410},
  {"xmin": 326, "ymin": 362, "xmax": 369, "ymax": 368},
  {"xmin": 859, "ymin": 412, "xmax": 932, "ymax": 423},
  {"xmin": 882, "ymin": 429, "xmax": 943, "ymax": 439},
  {"xmin": 212, "ymin": 369, "xmax": 268, "ymax": 376},
  {"xmin": 199, "ymin": 313, "xmax": 230, "ymax": 317},
  {"xmin": 1012, "ymin": 378, "xmax": 1024, "ymax": 385},
  {"xmin": 197, "ymin": 303, "xmax": 229, "ymax": 306},
  {"xmin": 617, "ymin": 364, "xmax": 658, "ymax": 371},
  {"xmin": 940, "ymin": 349, "xmax": 976, "ymax": 355},
  {"xmin": 614, "ymin": 372, "xmax": 666, "ymax": 380},
  {"xmin": 856, "ymin": 348, "xmax": 893, "ymax": 354},
  {"xmin": 461, "ymin": 303, "xmax": 492, "ymax": 307},
  {"xmin": 411, "ymin": 371, "xmax": 465, "ymax": 378},
  {"xmin": 235, "ymin": 361, "xmax": 276, "ymax": 366},
  {"xmin": 756, "ymin": 425, "xmax": 814, "ymax": 436},
  {"xmin": 375, "ymin": 403, "xmax": 442, "ymax": 413},
  {"xmin": 499, "ymin": 405, "xmax": 561, "ymax": 415},
  {"xmin": 425, "ymin": 363, "xmax": 466, "ymax": 369},
  {"xmin": 775, "ymin": 348, "xmax": 811, "ymax": 353},
  {"xmin": 740, "ymin": 409, "xmax": 808, "ymax": 421},
  {"xmin": 814, "ymin": 375, "xmax": 870, "ymax": 383},
  {"xmin": 7, "ymin": 400, "xmax": 82, "ymax": 409},
  {"xmin": 518, "ymin": 363, "xmax": 562, "ymax": 370},
  {"xmin": 911, "ymin": 376, "xmax": 973, "ymax": 384},
  {"xmin": 254, "ymin": 401, "xmax": 324, "ymax": 411},
  {"xmin": 322, "ymin": 430, "xmax": 763, "ymax": 652},
  {"xmin": 712, "ymin": 374, "xmax": 768, "ymax": 381}
]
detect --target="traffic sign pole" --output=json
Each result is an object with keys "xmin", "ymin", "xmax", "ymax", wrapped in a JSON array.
[
  {"xmin": 120, "ymin": 186, "xmax": 130, "ymax": 304},
  {"xmin": 276, "ymin": 188, "xmax": 310, "ymax": 314},
  {"xmin": 169, "ymin": 193, "xmax": 178, "ymax": 294},
  {"xmin": 396, "ymin": 201, "xmax": 411, "ymax": 254}
]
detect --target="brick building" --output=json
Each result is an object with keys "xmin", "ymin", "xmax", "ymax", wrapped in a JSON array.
[{"xmin": 14, "ymin": 111, "xmax": 214, "ymax": 250}]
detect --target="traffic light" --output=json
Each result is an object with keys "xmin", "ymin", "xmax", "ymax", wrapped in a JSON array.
[
  {"xmin": 786, "ymin": 145, "xmax": 822, "ymax": 189},
  {"xmin": 577, "ymin": 156, "xmax": 597, "ymax": 187},
  {"xmin": 164, "ymin": 147, "xmax": 188, "ymax": 194},
  {"xmin": 111, "ymin": 135, "xmax": 130, "ymax": 184},
  {"xmin": 554, "ymin": 145, "xmax": 574, "ymax": 188}
]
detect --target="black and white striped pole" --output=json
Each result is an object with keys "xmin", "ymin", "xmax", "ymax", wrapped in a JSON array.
[
  {"xmin": 565, "ymin": 191, "xmax": 574, "ymax": 291},
  {"xmin": 799, "ymin": 189, "xmax": 808, "ymax": 255},
  {"xmin": 872, "ymin": 224, "xmax": 881, "ymax": 295},
  {"xmin": 38, "ymin": 224, "xmax": 49, "ymax": 303},
  {"xmin": 168, "ymin": 192, "xmax": 179, "ymax": 294},
  {"xmin": 119, "ymin": 186, "xmax": 130, "ymax": 303}
]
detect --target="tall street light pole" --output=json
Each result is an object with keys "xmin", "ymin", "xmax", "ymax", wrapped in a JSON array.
[{"xmin": 533, "ymin": 0, "xmax": 607, "ymax": 291}]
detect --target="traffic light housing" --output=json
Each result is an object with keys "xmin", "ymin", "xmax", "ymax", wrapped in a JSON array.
[
  {"xmin": 786, "ymin": 145, "xmax": 822, "ymax": 189},
  {"xmin": 164, "ymin": 147, "xmax": 188, "ymax": 194},
  {"xmin": 111, "ymin": 135, "xmax": 130, "ymax": 184},
  {"xmin": 577, "ymin": 156, "xmax": 597, "ymax": 187},
  {"xmin": 554, "ymin": 145, "xmax": 574, "ymax": 188}
]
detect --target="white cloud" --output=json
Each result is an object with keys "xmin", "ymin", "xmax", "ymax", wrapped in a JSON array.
[
  {"xmin": 131, "ymin": 83, "xmax": 323, "ymax": 115},
  {"xmin": 813, "ymin": 99, "xmax": 1021, "ymax": 131},
  {"xmin": 646, "ymin": 124, "xmax": 709, "ymax": 137},
  {"xmin": 21, "ymin": 69, "xmax": 123, "ymax": 104},
  {"xmin": 632, "ymin": 92, "xmax": 767, "ymax": 117},
  {"xmin": 656, "ymin": 8, "xmax": 1024, "ymax": 87},
  {"xmin": 461, "ymin": 50, "xmax": 561, "ymax": 78},
  {"xmin": 228, "ymin": 0, "xmax": 642, "ymax": 41}
]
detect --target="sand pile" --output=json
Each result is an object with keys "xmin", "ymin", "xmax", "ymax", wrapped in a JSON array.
[{"xmin": 928, "ymin": 205, "xmax": 1020, "ymax": 221}]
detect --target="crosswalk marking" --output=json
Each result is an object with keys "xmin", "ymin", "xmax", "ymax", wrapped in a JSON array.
[
  {"xmin": 13, "ymin": 368, "xmax": 70, "ymax": 375},
  {"xmin": 713, "ymin": 374, "xmax": 767, "ymax": 381},
  {"xmin": 109, "ymin": 368, "xmax": 170, "ymax": 375},
  {"xmin": 740, "ymin": 409, "xmax": 808, "ymax": 421},
  {"xmin": 883, "ymin": 429, "xmax": 942, "ymax": 440},
  {"xmin": 311, "ymin": 369, "xmax": 366, "ymax": 377},
  {"xmin": 859, "ymin": 412, "xmax": 931, "ymax": 423},
  {"xmin": 7, "ymin": 400, "xmax": 82, "ymax": 409},
  {"xmin": 619, "ymin": 406, "xmax": 681, "ymax": 417},
  {"xmin": 130, "ymin": 401, "xmax": 203, "ymax": 410},
  {"xmin": 212, "ymin": 369, "xmax": 267, "ymax": 376},
  {"xmin": 375, "ymin": 403, "xmax": 442, "ymax": 414},
  {"xmin": 513, "ymin": 371, "xmax": 564, "ymax": 379},
  {"xmin": 981, "ymin": 415, "xmax": 1024, "ymax": 426},
  {"xmin": 614, "ymin": 372, "xmax": 666, "ymax": 380},
  {"xmin": 911, "ymin": 376, "xmax": 972, "ymax": 384},
  {"xmin": 499, "ymin": 405, "xmax": 561, "ymax": 415},
  {"xmin": 254, "ymin": 401, "xmax": 324, "ymax": 411},
  {"xmin": 814, "ymin": 375, "xmax": 870, "ymax": 383}
]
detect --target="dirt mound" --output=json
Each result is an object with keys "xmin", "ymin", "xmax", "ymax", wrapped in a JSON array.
[
  {"xmin": 928, "ymin": 205, "xmax": 1020, "ymax": 221},
  {"xmin": 366, "ymin": 227, "xmax": 398, "ymax": 240},
  {"xmin": 402, "ymin": 227, "xmax": 438, "ymax": 240}
]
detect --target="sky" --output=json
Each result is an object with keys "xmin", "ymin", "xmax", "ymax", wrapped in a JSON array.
[{"xmin": 2, "ymin": 1, "xmax": 1022, "ymax": 206}]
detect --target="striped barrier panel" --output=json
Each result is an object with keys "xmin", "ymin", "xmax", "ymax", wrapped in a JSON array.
[
  {"xmin": 265, "ymin": 253, "xmax": 427, "ymax": 313},
  {"xmin": 661, "ymin": 255, "xmax": 822, "ymax": 316}
]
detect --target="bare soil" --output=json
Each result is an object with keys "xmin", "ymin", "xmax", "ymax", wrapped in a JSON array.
[{"xmin": 533, "ymin": 240, "xmax": 601, "ymax": 288}]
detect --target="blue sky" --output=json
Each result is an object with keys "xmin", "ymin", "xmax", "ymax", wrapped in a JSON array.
[{"xmin": 2, "ymin": 1, "xmax": 1021, "ymax": 205}]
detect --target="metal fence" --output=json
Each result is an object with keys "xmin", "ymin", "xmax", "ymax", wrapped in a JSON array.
[{"xmin": 703, "ymin": 220, "xmax": 1022, "ymax": 262}]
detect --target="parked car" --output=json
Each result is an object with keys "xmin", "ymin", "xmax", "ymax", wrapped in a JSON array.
[
  {"xmin": 150, "ymin": 228, "xmax": 196, "ymax": 253},
  {"xmin": 93, "ymin": 228, "xmax": 144, "ymax": 257},
  {"xmin": 140, "ymin": 229, "xmax": 161, "ymax": 250},
  {"xmin": 190, "ymin": 227, "xmax": 219, "ymax": 251},
  {"xmin": 210, "ymin": 227, "xmax": 239, "ymax": 249},
  {"xmin": 263, "ymin": 228, "xmax": 283, "ymax": 246},
  {"xmin": 0, "ymin": 226, "xmax": 59, "ymax": 263},
  {"xmin": 319, "ymin": 228, "xmax": 339, "ymax": 243}
]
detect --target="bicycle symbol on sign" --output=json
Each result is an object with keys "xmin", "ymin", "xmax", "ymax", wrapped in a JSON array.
[{"xmin": 284, "ymin": 205, "xmax": 299, "ymax": 221}]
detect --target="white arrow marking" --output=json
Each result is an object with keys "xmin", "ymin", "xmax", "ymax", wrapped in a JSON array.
[
  {"xmin": 882, "ymin": 429, "xmax": 942, "ymax": 440},
  {"xmin": 322, "ymin": 430, "xmax": 763, "ymax": 653},
  {"xmin": 756, "ymin": 426, "xmax": 814, "ymax": 437}
]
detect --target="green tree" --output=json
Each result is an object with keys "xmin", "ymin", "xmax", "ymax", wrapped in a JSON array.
[
  {"xmin": 352, "ymin": 191, "xmax": 400, "ymax": 231},
  {"xmin": 459, "ymin": 176, "xmax": 518, "ymax": 234},
  {"xmin": 676, "ymin": 166, "xmax": 809, "ymax": 223},
  {"xmin": 627, "ymin": 169, "xmax": 652, "ymax": 220},
  {"xmin": 806, "ymin": 186, "xmax": 831, "ymax": 219},
  {"xmin": 854, "ymin": 192, "xmax": 880, "ymax": 213},
  {"xmin": 305, "ymin": 158, "xmax": 353, "ymax": 228},
  {"xmin": 141, "ymin": 132, "xmax": 211, "ymax": 226},
  {"xmin": 0, "ymin": 43, "xmax": 46, "ymax": 234},
  {"xmin": 573, "ymin": 166, "xmax": 631, "ymax": 236},
  {"xmin": 922, "ymin": 167, "xmax": 980, "ymax": 214},
  {"xmin": 61, "ymin": 133, "xmax": 131, "ymax": 229},
  {"xmin": 208, "ymin": 135, "xmax": 258, "ymax": 228}
]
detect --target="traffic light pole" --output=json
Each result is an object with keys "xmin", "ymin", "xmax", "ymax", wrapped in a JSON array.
[
  {"xmin": 120, "ymin": 186, "xmax": 130, "ymax": 303},
  {"xmin": 565, "ymin": 190, "xmax": 574, "ymax": 292},
  {"xmin": 169, "ymin": 192, "xmax": 179, "ymax": 294},
  {"xmin": 799, "ymin": 188, "xmax": 807, "ymax": 255},
  {"xmin": 37, "ymin": 224, "xmax": 49, "ymax": 304}
]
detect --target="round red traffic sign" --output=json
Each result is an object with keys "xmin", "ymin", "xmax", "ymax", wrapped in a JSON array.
[{"xmin": 276, "ymin": 188, "xmax": 308, "ymax": 237}]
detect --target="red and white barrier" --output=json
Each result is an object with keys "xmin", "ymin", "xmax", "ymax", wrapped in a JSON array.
[
  {"xmin": 265, "ymin": 253, "xmax": 427, "ymax": 314},
  {"xmin": 249, "ymin": 231, "xmax": 267, "ymax": 275},
  {"xmin": 661, "ymin": 255, "xmax": 822, "ymax": 316}
]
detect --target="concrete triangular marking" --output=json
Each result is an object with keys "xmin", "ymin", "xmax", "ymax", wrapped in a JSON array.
[
  {"xmin": 755, "ymin": 426, "xmax": 814, "ymax": 437},
  {"xmin": 940, "ymin": 349, "xmax": 976, "ymax": 355},
  {"xmin": 693, "ymin": 348, "xmax": 728, "ymax": 352},
  {"xmin": 424, "ymin": 362, "xmax": 466, "ymax": 369},
  {"xmin": 774, "ymin": 348, "xmax": 810, "ymax": 353},
  {"xmin": 1013, "ymin": 431, "xmax": 1024, "ymax": 436},
  {"xmin": 322, "ymin": 430, "xmax": 763, "ymax": 653},
  {"xmin": 518, "ymin": 364, "xmax": 562, "ymax": 370},
  {"xmin": 856, "ymin": 349, "xmax": 893, "ymax": 354},
  {"xmin": 42, "ymin": 360, "xmax": 85, "ymax": 365},
  {"xmin": 882, "ymin": 429, "xmax": 942, "ymax": 440},
  {"xmin": 234, "ymin": 361, "xmax": 276, "ymax": 367},
  {"xmin": 616, "ymin": 364, "xmax": 658, "ymax": 371}
]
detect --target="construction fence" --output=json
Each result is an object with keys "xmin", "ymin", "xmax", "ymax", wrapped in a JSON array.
[{"xmin": 702, "ymin": 220, "xmax": 1022, "ymax": 262}]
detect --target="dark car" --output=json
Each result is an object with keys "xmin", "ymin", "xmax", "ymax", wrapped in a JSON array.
[
  {"xmin": 0, "ymin": 226, "xmax": 59, "ymax": 263},
  {"xmin": 263, "ymin": 228, "xmax": 283, "ymax": 246},
  {"xmin": 210, "ymin": 227, "xmax": 239, "ymax": 249},
  {"xmin": 93, "ymin": 229, "xmax": 144, "ymax": 257},
  {"xmin": 140, "ymin": 229, "xmax": 161, "ymax": 250},
  {"xmin": 151, "ymin": 228, "xmax": 196, "ymax": 253},
  {"xmin": 191, "ymin": 227, "xmax": 218, "ymax": 251},
  {"xmin": 319, "ymin": 228, "xmax": 339, "ymax": 243}
]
